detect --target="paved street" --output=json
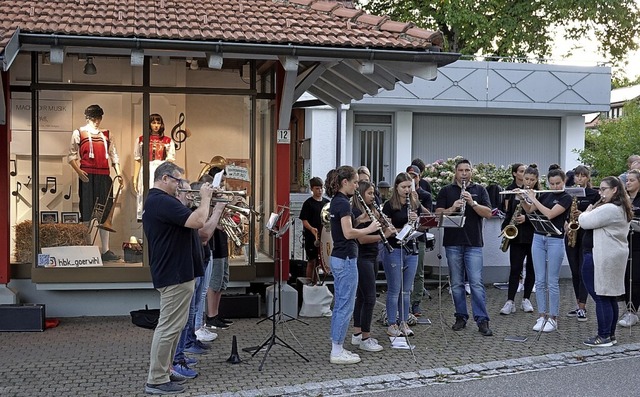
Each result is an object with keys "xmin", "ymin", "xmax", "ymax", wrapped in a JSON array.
[{"xmin": 1, "ymin": 279, "xmax": 639, "ymax": 396}]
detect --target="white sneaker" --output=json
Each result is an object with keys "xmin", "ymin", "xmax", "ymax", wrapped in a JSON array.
[
  {"xmin": 619, "ymin": 312, "xmax": 639, "ymax": 327},
  {"xmin": 399, "ymin": 321, "xmax": 414, "ymax": 337},
  {"xmin": 533, "ymin": 317, "xmax": 544, "ymax": 331},
  {"xmin": 521, "ymin": 299, "xmax": 534, "ymax": 313},
  {"xmin": 500, "ymin": 300, "xmax": 515, "ymax": 315},
  {"xmin": 542, "ymin": 318, "xmax": 557, "ymax": 333},
  {"xmin": 195, "ymin": 327, "xmax": 217, "ymax": 342},
  {"xmin": 359, "ymin": 338, "xmax": 383, "ymax": 352},
  {"xmin": 330, "ymin": 349, "xmax": 361, "ymax": 364},
  {"xmin": 387, "ymin": 324, "xmax": 403, "ymax": 337},
  {"xmin": 517, "ymin": 282, "xmax": 524, "ymax": 293},
  {"xmin": 351, "ymin": 333, "xmax": 362, "ymax": 346}
]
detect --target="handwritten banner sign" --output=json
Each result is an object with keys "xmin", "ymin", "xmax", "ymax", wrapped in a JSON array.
[
  {"xmin": 40, "ymin": 246, "xmax": 103, "ymax": 267},
  {"xmin": 226, "ymin": 165, "xmax": 250, "ymax": 182}
]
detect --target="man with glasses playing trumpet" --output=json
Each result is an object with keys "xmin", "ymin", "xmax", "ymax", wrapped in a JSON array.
[{"xmin": 143, "ymin": 162, "xmax": 214, "ymax": 395}]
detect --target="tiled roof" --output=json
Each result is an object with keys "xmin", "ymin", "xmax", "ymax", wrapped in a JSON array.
[{"xmin": 0, "ymin": 0, "xmax": 443, "ymax": 56}]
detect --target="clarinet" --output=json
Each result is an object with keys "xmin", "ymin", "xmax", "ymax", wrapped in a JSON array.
[
  {"xmin": 354, "ymin": 190, "xmax": 394, "ymax": 253},
  {"xmin": 404, "ymin": 193, "xmax": 419, "ymax": 255}
]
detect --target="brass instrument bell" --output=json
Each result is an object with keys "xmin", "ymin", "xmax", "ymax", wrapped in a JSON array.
[{"xmin": 197, "ymin": 155, "xmax": 227, "ymax": 181}]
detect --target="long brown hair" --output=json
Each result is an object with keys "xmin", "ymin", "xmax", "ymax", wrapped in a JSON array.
[
  {"xmin": 599, "ymin": 176, "xmax": 634, "ymax": 221},
  {"xmin": 353, "ymin": 181, "xmax": 374, "ymax": 214},
  {"xmin": 389, "ymin": 172, "xmax": 419, "ymax": 211},
  {"xmin": 325, "ymin": 166, "xmax": 356, "ymax": 198}
]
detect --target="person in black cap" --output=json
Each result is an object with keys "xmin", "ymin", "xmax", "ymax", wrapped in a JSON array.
[{"xmin": 68, "ymin": 104, "xmax": 121, "ymax": 262}]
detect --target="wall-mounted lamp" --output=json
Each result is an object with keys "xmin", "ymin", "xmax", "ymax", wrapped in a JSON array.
[
  {"xmin": 206, "ymin": 53, "xmax": 223, "ymax": 70},
  {"xmin": 84, "ymin": 56, "xmax": 97, "ymax": 75},
  {"xmin": 131, "ymin": 49, "xmax": 144, "ymax": 66},
  {"xmin": 151, "ymin": 56, "xmax": 160, "ymax": 66},
  {"xmin": 189, "ymin": 59, "xmax": 199, "ymax": 70},
  {"xmin": 41, "ymin": 53, "xmax": 51, "ymax": 65},
  {"xmin": 50, "ymin": 46, "xmax": 65, "ymax": 64}
]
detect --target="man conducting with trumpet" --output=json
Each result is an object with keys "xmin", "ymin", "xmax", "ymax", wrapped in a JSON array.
[{"xmin": 435, "ymin": 158, "xmax": 494, "ymax": 336}]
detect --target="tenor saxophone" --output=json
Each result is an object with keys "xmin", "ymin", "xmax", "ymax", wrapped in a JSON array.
[
  {"xmin": 500, "ymin": 201, "xmax": 522, "ymax": 252},
  {"xmin": 567, "ymin": 196, "xmax": 579, "ymax": 247}
]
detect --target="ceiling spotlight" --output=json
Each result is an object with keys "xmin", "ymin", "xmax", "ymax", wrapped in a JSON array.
[
  {"xmin": 41, "ymin": 53, "xmax": 51, "ymax": 65},
  {"xmin": 189, "ymin": 59, "xmax": 199, "ymax": 70},
  {"xmin": 84, "ymin": 57, "xmax": 97, "ymax": 75}
]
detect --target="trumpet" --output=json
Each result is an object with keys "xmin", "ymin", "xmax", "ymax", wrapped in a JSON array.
[{"xmin": 176, "ymin": 188, "xmax": 247, "ymax": 197}]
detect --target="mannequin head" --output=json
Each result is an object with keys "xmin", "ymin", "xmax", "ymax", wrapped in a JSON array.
[{"xmin": 149, "ymin": 114, "xmax": 165, "ymax": 137}]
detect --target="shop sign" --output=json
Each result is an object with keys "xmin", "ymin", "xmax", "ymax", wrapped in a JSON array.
[
  {"xmin": 11, "ymin": 99, "xmax": 73, "ymax": 131},
  {"xmin": 39, "ymin": 246, "xmax": 103, "ymax": 267},
  {"xmin": 277, "ymin": 129, "xmax": 290, "ymax": 144},
  {"xmin": 226, "ymin": 165, "xmax": 249, "ymax": 182}
]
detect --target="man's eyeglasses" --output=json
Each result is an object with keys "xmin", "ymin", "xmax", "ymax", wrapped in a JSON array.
[{"xmin": 164, "ymin": 174, "xmax": 184, "ymax": 184}]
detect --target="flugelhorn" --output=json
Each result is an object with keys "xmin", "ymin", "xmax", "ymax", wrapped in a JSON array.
[{"xmin": 176, "ymin": 188, "xmax": 246, "ymax": 197}]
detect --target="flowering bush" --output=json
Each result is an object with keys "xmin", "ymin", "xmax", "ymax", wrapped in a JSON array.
[{"xmin": 422, "ymin": 156, "xmax": 512, "ymax": 195}]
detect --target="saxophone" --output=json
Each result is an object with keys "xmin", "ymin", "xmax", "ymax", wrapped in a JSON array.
[
  {"xmin": 500, "ymin": 201, "xmax": 522, "ymax": 252},
  {"xmin": 567, "ymin": 196, "xmax": 579, "ymax": 247}
]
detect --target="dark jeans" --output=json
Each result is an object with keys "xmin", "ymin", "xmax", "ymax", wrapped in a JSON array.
[
  {"xmin": 507, "ymin": 242, "xmax": 534, "ymax": 301},
  {"xmin": 582, "ymin": 252, "xmax": 618, "ymax": 338},
  {"xmin": 623, "ymin": 250, "xmax": 640, "ymax": 312},
  {"xmin": 566, "ymin": 238, "xmax": 589, "ymax": 304},
  {"xmin": 354, "ymin": 255, "xmax": 377, "ymax": 333}
]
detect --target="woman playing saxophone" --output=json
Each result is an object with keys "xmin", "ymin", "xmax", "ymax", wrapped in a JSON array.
[{"xmin": 565, "ymin": 165, "xmax": 600, "ymax": 321}]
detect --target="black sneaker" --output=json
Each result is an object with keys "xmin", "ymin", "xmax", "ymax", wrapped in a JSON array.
[
  {"xmin": 144, "ymin": 381, "xmax": 185, "ymax": 395},
  {"xmin": 218, "ymin": 316, "xmax": 234, "ymax": 325},
  {"xmin": 206, "ymin": 316, "xmax": 229, "ymax": 329},
  {"xmin": 611, "ymin": 335, "xmax": 618, "ymax": 345},
  {"xmin": 583, "ymin": 335, "xmax": 613, "ymax": 347},
  {"xmin": 576, "ymin": 309, "xmax": 587, "ymax": 322},
  {"xmin": 452, "ymin": 317, "xmax": 466, "ymax": 331},
  {"xmin": 478, "ymin": 320, "xmax": 493, "ymax": 336},
  {"xmin": 194, "ymin": 340, "xmax": 210, "ymax": 350},
  {"xmin": 101, "ymin": 250, "xmax": 120, "ymax": 262},
  {"xmin": 567, "ymin": 308, "xmax": 579, "ymax": 317}
]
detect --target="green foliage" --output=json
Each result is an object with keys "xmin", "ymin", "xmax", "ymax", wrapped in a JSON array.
[
  {"xmin": 355, "ymin": 0, "xmax": 640, "ymax": 65},
  {"xmin": 422, "ymin": 156, "xmax": 512, "ymax": 196},
  {"xmin": 576, "ymin": 102, "xmax": 640, "ymax": 181}
]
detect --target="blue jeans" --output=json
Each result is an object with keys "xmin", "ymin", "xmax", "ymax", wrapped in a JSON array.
[
  {"xmin": 174, "ymin": 276, "xmax": 201, "ymax": 362},
  {"xmin": 445, "ymin": 246, "xmax": 489, "ymax": 324},
  {"xmin": 531, "ymin": 234, "xmax": 564, "ymax": 316},
  {"xmin": 329, "ymin": 256, "xmax": 358, "ymax": 345},
  {"xmin": 382, "ymin": 249, "xmax": 418, "ymax": 323},
  {"xmin": 582, "ymin": 252, "xmax": 618, "ymax": 338},
  {"xmin": 195, "ymin": 258, "xmax": 213, "ymax": 330}
]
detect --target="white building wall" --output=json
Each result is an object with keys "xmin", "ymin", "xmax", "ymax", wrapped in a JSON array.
[
  {"xmin": 561, "ymin": 115, "xmax": 587, "ymax": 170},
  {"xmin": 394, "ymin": 111, "xmax": 413, "ymax": 173}
]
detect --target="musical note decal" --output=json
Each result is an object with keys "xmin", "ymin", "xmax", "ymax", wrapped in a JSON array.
[
  {"xmin": 9, "ymin": 159, "xmax": 17, "ymax": 176},
  {"xmin": 11, "ymin": 181, "xmax": 21, "ymax": 196},
  {"xmin": 170, "ymin": 113, "xmax": 188, "ymax": 150},
  {"xmin": 41, "ymin": 176, "xmax": 57, "ymax": 194},
  {"xmin": 64, "ymin": 185, "xmax": 72, "ymax": 200},
  {"xmin": 25, "ymin": 176, "xmax": 32, "ymax": 187}
]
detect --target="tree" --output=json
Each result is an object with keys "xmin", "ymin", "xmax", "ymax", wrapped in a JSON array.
[
  {"xmin": 576, "ymin": 101, "xmax": 640, "ymax": 180},
  {"xmin": 356, "ymin": 0, "xmax": 640, "ymax": 65}
]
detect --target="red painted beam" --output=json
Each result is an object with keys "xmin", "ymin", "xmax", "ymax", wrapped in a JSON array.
[{"xmin": 275, "ymin": 65, "xmax": 290, "ymax": 281}]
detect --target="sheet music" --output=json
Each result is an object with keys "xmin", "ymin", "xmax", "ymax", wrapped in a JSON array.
[{"xmin": 212, "ymin": 170, "xmax": 224, "ymax": 188}]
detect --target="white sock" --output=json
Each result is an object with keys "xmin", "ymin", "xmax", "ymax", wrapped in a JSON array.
[{"xmin": 331, "ymin": 343, "xmax": 343, "ymax": 356}]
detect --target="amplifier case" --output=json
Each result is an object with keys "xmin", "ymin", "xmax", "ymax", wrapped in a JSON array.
[{"xmin": 0, "ymin": 304, "xmax": 46, "ymax": 332}]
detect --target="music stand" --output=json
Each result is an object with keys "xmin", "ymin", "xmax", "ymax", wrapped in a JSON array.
[
  {"xmin": 527, "ymin": 213, "xmax": 561, "ymax": 343},
  {"xmin": 623, "ymin": 219, "xmax": 640, "ymax": 335},
  {"xmin": 433, "ymin": 211, "xmax": 466, "ymax": 346},
  {"xmin": 250, "ymin": 205, "xmax": 309, "ymax": 371}
]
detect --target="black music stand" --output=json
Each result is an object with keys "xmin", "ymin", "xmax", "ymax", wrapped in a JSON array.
[
  {"xmin": 622, "ymin": 219, "xmax": 640, "ymax": 335},
  {"xmin": 433, "ymin": 211, "xmax": 466, "ymax": 345},
  {"xmin": 250, "ymin": 206, "xmax": 308, "ymax": 371},
  {"xmin": 527, "ymin": 213, "xmax": 561, "ymax": 343}
]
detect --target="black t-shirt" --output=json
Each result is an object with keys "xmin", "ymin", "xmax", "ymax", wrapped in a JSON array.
[
  {"xmin": 382, "ymin": 199, "xmax": 424, "ymax": 249},
  {"xmin": 330, "ymin": 192, "xmax": 358, "ymax": 259},
  {"xmin": 299, "ymin": 196, "xmax": 329, "ymax": 248},
  {"xmin": 629, "ymin": 196, "xmax": 640, "ymax": 252},
  {"xmin": 142, "ymin": 188, "xmax": 200, "ymax": 288},
  {"xmin": 533, "ymin": 192, "xmax": 572, "ymax": 238},
  {"xmin": 352, "ymin": 207, "xmax": 379, "ymax": 260},
  {"xmin": 419, "ymin": 178, "xmax": 433, "ymax": 196},
  {"xmin": 211, "ymin": 228, "xmax": 229, "ymax": 259},
  {"xmin": 436, "ymin": 182, "xmax": 491, "ymax": 247},
  {"xmin": 501, "ymin": 193, "xmax": 534, "ymax": 244}
]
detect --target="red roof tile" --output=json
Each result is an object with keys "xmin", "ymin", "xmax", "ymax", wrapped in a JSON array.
[{"xmin": 0, "ymin": 0, "xmax": 444, "ymax": 58}]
